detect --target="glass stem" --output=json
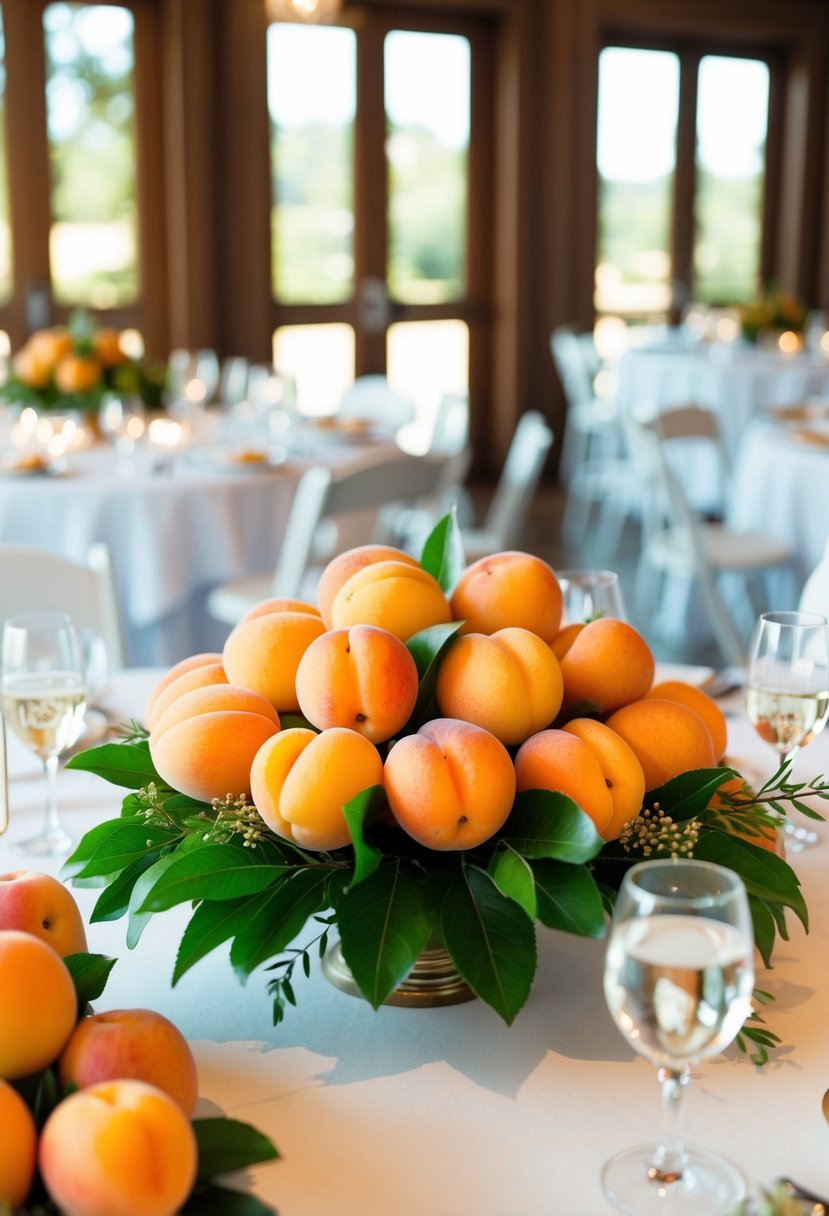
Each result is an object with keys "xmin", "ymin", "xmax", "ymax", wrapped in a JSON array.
[
  {"xmin": 651, "ymin": 1066, "xmax": 689, "ymax": 1183},
  {"xmin": 41, "ymin": 753, "xmax": 61, "ymax": 839}
]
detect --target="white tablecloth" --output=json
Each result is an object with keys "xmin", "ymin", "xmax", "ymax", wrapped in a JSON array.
[
  {"xmin": 0, "ymin": 432, "xmax": 399, "ymax": 667},
  {"xmin": 2, "ymin": 667, "xmax": 829, "ymax": 1214}
]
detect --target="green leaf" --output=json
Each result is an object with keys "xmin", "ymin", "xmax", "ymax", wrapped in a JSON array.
[
  {"xmin": 500, "ymin": 789, "xmax": 604, "ymax": 863},
  {"xmin": 90, "ymin": 854, "xmax": 162, "ymax": 923},
  {"xmin": 193, "ymin": 1116, "xmax": 279, "ymax": 1180},
  {"xmin": 64, "ymin": 738, "xmax": 164, "ymax": 788},
  {"xmin": 489, "ymin": 846, "xmax": 537, "ymax": 920},
  {"xmin": 748, "ymin": 896, "xmax": 776, "ymax": 969},
  {"xmin": 418, "ymin": 506, "xmax": 465, "ymax": 593},
  {"xmin": 692, "ymin": 831, "xmax": 808, "ymax": 930},
  {"xmin": 182, "ymin": 1182, "xmax": 276, "ymax": 1216},
  {"xmin": 404, "ymin": 621, "xmax": 465, "ymax": 726},
  {"xmin": 125, "ymin": 851, "xmax": 183, "ymax": 948},
  {"xmin": 138, "ymin": 842, "xmax": 290, "ymax": 912},
  {"xmin": 63, "ymin": 952, "xmax": 117, "ymax": 1011},
  {"xmin": 229, "ymin": 871, "xmax": 329, "ymax": 981},
  {"xmin": 62, "ymin": 820, "xmax": 180, "ymax": 880},
  {"xmin": 32, "ymin": 1066, "xmax": 61, "ymax": 1130},
  {"xmin": 647, "ymin": 767, "xmax": 739, "ymax": 821},
  {"xmin": 531, "ymin": 859, "xmax": 606, "ymax": 938},
  {"xmin": 342, "ymin": 785, "xmax": 387, "ymax": 887},
  {"xmin": 173, "ymin": 896, "xmax": 264, "ymax": 985},
  {"xmin": 337, "ymin": 861, "xmax": 434, "ymax": 1007},
  {"xmin": 441, "ymin": 863, "xmax": 536, "ymax": 1024}
]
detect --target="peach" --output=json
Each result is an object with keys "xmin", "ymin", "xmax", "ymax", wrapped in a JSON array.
[
  {"xmin": 59, "ymin": 1008, "xmax": 198, "ymax": 1116},
  {"xmin": 55, "ymin": 353, "xmax": 102, "ymax": 394},
  {"xmin": 0, "ymin": 869, "xmax": 88, "ymax": 956},
  {"xmin": 383, "ymin": 718, "xmax": 516, "ymax": 850},
  {"xmin": 251, "ymin": 727, "xmax": 384, "ymax": 851},
  {"xmin": 605, "ymin": 697, "xmax": 717, "ymax": 791},
  {"xmin": 646, "ymin": 679, "xmax": 728, "ymax": 762},
  {"xmin": 450, "ymin": 551, "xmax": 563, "ymax": 643},
  {"xmin": 0, "ymin": 929, "xmax": 77, "ymax": 1079},
  {"xmin": 149, "ymin": 684, "xmax": 280, "ymax": 803},
  {"xmin": 558, "ymin": 617, "xmax": 655, "ymax": 712},
  {"xmin": 0, "ymin": 1078, "xmax": 37, "ymax": 1207},
  {"xmin": 39, "ymin": 1079, "xmax": 198, "ymax": 1216},
  {"xmin": 240, "ymin": 596, "xmax": 321, "ymax": 624},
  {"xmin": 317, "ymin": 544, "xmax": 419, "ymax": 627},
  {"xmin": 551, "ymin": 622, "xmax": 584, "ymax": 661},
  {"xmin": 330, "ymin": 560, "xmax": 451, "ymax": 642},
  {"xmin": 562, "ymin": 718, "xmax": 646, "ymax": 839},
  {"xmin": 434, "ymin": 627, "xmax": 564, "ymax": 745},
  {"xmin": 144, "ymin": 662, "xmax": 228, "ymax": 731},
  {"xmin": 144, "ymin": 652, "xmax": 223, "ymax": 724},
  {"xmin": 223, "ymin": 609, "xmax": 326, "ymax": 711},
  {"xmin": 514, "ymin": 729, "xmax": 614, "ymax": 836},
  {"xmin": 296, "ymin": 624, "xmax": 419, "ymax": 743}
]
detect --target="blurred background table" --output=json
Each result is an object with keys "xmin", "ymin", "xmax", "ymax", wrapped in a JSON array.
[{"xmin": 1, "ymin": 666, "xmax": 828, "ymax": 1215}]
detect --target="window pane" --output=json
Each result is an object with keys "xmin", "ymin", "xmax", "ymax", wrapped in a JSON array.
[
  {"xmin": 0, "ymin": 8, "xmax": 12, "ymax": 303},
  {"xmin": 272, "ymin": 323, "xmax": 354, "ymax": 414},
  {"xmin": 385, "ymin": 32, "xmax": 469, "ymax": 305},
  {"xmin": 595, "ymin": 48, "xmax": 679, "ymax": 319},
  {"xmin": 44, "ymin": 3, "xmax": 138, "ymax": 308},
  {"xmin": 387, "ymin": 319, "xmax": 469, "ymax": 448},
  {"xmin": 694, "ymin": 56, "xmax": 768, "ymax": 305},
  {"xmin": 267, "ymin": 25, "xmax": 355, "ymax": 305}
]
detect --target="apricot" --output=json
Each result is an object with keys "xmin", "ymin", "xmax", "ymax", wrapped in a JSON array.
[
  {"xmin": 0, "ymin": 870, "xmax": 88, "ymax": 957},
  {"xmin": 559, "ymin": 617, "xmax": 655, "ymax": 712},
  {"xmin": 150, "ymin": 684, "xmax": 280, "ymax": 803},
  {"xmin": 0, "ymin": 929, "xmax": 77, "ymax": 1079},
  {"xmin": 223, "ymin": 609, "xmax": 326, "ymax": 711},
  {"xmin": 562, "ymin": 718, "xmax": 646, "ymax": 839},
  {"xmin": 708, "ymin": 776, "xmax": 785, "ymax": 858},
  {"xmin": 144, "ymin": 652, "xmax": 224, "ymax": 724},
  {"xmin": 55, "ymin": 353, "xmax": 102, "ymax": 394},
  {"xmin": 12, "ymin": 345, "xmax": 52, "ymax": 388},
  {"xmin": 331, "ymin": 560, "xmax": 452, "ymax": 642},
  {"xmin": 251, "ymin": 726, "xmax": 384, "ymax": 851},
  {"xmin": 92, "ymin": 327, "xmax": 127, "ymax": 367},
  {"xmin": 551, "ymin": 622, "xmax": 584, "ymax": 661},
  {"xmin": 434, "ymin": 627, "xmax": 564, "ymax": 745},
  {"xmin": 514, "ymin": 729, "xmax": 614, "ymax": 836},
  {"xmin": 383, "ymin": 718, "xmax": 516, "ymax": 850},
  {"xmin": 0, "ymin": 1078, "xmax": 37, "ymax": 1207},
  {"xmin": 605, "ymin": 697, "xmax": 717, "ymax": 791},
  {"xmin": 450, "ymin": 551, "xmax": 563, "ymax": 643},
  {"xmin": 296, "ymin": 624, "xmax": 419, "ymax": 743},
  {"xmin": 144, "ymin": 662, "xmax": 228, "ymax": 731},
  {"xmin": 317, "ymin": 544, "xmax": 419, "ymax": 627},
  {"xmin": 39, "ymin": 1079, "xmax": 198, "ymax": 1216},
  {"xmin": 646, "ymin": 679, "xmax": 728, "ymax": 762},
  {"xmin": 240, "ymin": 596, "xmax": 321, "ymax": 624},
  {"xmin": 59, "ymin": 1008, "xmax": 198, "ymax": 1116},
  {"xmin": 29, "ymin": 327, "xmax": 73, "ymax": 369}
]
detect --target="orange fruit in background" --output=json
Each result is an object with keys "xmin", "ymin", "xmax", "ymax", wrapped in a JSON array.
[
  {"xmin": 54, "ymin": 354, "xmax": 102, "ymax": 394},
  {"xmin": 28, "ymin": 328, "xmax": 72, "ymax": 369},
  {"xmin": 605, "ymin": 697, "xmax": 716, "ymax": 791},
  {"xmin": 708, "ymin": 775, "xmax": 785, "ymax": 857},
  {"xmin": 646, "ymin": 680, "xmax": 728, "ymax": 762},
  {"xmin": 450, "ymin": 551, "xmax": 563, "ymax": 643},
  {"xmin": 559, "ymin": 617, "xmax": 655, "ymax": 712},
  {"xmin": 12, "ymin": 345, "xmax": 52, "ymax": 389},
  {"xmin": 93, "ymin": 327, "xmax": 127, "ymax": 367}
]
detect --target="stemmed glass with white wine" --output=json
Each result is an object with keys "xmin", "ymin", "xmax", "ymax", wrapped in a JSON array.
[
  {"xmin": 746, "ymin": 610, "xmax": 829, "ymax": 850},
  {"xmin": 1, "ymin": 613, "xmax": 87, "ymax": 857},
  {"xmin": 602, "ymin": 859, "xmax": 755, "ymax": 1216}
]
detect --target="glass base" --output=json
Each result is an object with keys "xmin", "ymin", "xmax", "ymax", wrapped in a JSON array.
[
  {"xmin": 783, "ymin": 821, "xmax": 819, "ymax": 852},
  {"xmin": 602, "ymin": 1144, "xmax": 746, "ymax": 1215},
  {"xmin": 15, "ymin": 828, "xmax": 74, "ymax": 858}
]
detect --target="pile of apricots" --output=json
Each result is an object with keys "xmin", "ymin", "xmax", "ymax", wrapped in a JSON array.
[{"xmin": 145, "ymin": 545, "xmax": 729, "ymax": 855}]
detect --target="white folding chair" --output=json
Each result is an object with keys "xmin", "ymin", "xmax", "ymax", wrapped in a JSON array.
[
  {"xmin": 337, "ymin": 376, "xmax": 416, "ymax": 431},
  {"xmin": 0, "ymin": 543, "xmax": 126, "ymax": 670},
  {"xmin": 206, "ymin": 454, "xmax": 451, "ymax": 625},
  {"xmin": 459, "ymin": 410, "xmax": 554, "ymax": 562},
  {"xmin": 799, "ymin": 536, "xmax": 829, "ymax": 618}
]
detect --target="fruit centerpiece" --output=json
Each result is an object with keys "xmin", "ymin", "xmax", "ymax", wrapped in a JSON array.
[{"xmin": 65, "ymin": 516, "xmax": 819, "ymax": 1041}]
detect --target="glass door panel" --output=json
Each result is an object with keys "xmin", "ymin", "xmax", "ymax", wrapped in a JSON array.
[
  {"xmin": 387, "ymin": 319, "xmax": 468, "ymax": 445},
  {"xmin": 272, "ymin": 322, "xmax": 354, "ymax": 414}
]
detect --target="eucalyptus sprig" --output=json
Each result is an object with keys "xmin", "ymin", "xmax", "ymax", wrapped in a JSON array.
[{"xmin": 707, "ymin": 758, "xmax": 829, "ymax": 833}]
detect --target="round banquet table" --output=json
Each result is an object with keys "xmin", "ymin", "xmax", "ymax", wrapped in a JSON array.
[
  {"xmin": 2, "ymin": 666, "xmax": 829, "ymax": 1215},
  {"xmin": 0, "ymin": 426, "xmax": 400, "ymax": 667}
]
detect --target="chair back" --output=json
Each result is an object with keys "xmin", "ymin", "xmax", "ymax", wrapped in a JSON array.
[
  {"xmin": 550, "ymin": 325, "xmax": 598, "ymax": 408},
  {"xmin": 272, "ymin": 455, "xmax": 449, "ymax": 598},
  {"xmin": 799, "ymin": 536, "xmax": 829, "ymax": 619},
  {"xmin": 338, "ymin": 376, "xmax": 416, "ymax": 430},
  {"xmin": 481, "ymin": 411, "xmax": 553, "ymax": 550},
  {"xmin": 430, "ymin": 392, "xmax": 469, "ymax": 456},
  {"xmin": 0, "ymin": 543, "xmax": 126, "ymax": 669}
]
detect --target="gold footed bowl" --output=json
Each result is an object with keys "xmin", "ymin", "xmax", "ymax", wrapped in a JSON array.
[{"xmin": 322, "ymin": 939, "xmax": 475, "ymax": 1008}]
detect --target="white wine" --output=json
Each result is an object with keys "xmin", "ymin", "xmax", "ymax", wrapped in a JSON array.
[
  {"xmin": 746, "ymin": 685, "xmax": 829, "ymax": 754},
  {"xmin": 3, "ymin": 672, "xmax": 87, "ymax": 759},
  {"xmin": 604, "ymin": 914, "xmax": 754, "ymax": 1068}
]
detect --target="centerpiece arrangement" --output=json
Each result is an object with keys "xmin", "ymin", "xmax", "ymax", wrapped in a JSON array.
[
  {"xmin": 2, "ymin": 309, "xmax": 164, "ymax": 416},
  {"xmin": 738, "ymin": 285, "xmax": 809, "ymax": 347},
  {"xmin": 64, "ymin": 515, "xmax": 822, "ymax": 1048}
]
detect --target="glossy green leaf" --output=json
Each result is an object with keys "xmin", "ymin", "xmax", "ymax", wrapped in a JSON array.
[
  {"xmin": 404, "ymin": 621, "xmax": 465, "ymax": 728},
  {"xmin": 692, "ymin": 831, "xmax": 807, "ymax": 929},
  {"xmin": 65, "ymin": 738, "xmax": 164, "ymax": 788},
  {"xmin": 337, "ymin": 861, "xmax": 434, "ymax": 1007},
  {"xmin": 62, "ymin": 820, "xmax": 179, "ymax": 881},
  {"xmin": 418, "ymin": 506, "xmax": 465, "ymax": 593},
  {"xmin": 489, "ymin": 846, "xmax": 537, "ymax": 920},
  {"xmin": 229, "ymin": 871, "xmax": 329, "ymax": 981},
  {"xmin": 501, "ymin": 790, "xmax": 604, "ymax": 863},
  {"xmin": 342, "ymin": 785, "xmax": 386, "ymax": 887},
  {"xmin": 748, "ymin": 895, "xmax": 776, "ymax": 969},
  {"xmin": 182, "ymin": 1183, "xmax": 275, "ymax": 1216},
  {"xmin": 648, "ymin": 767, "xmax": 740, "ymax": 821},
  {"xmin": 90, "ymin": 853, "xmax": 162, "ymax": 923},
  {"xmin": 193, "ymin": 1117, "xmax": 279, "ymax": 1180},
  {"xmin": 531, "ymin": 859, "xmax": 606, "ymax": 938},
  {"xmin": 173, "ymin": 896, "xmax": 264, "ymax": 985},
  {"xmin": 63, "ymin": 952, "xmax": 117, "ymax": 1011},
  {"xmin": 125, "ymin": 851, "xmax": 183, "ymax": 948},
  {"xmin": 441, "ymin": 863, "xmax": 536, "ymax": 1024},
  {"xmin": 138, "ymin": 842, "xmax": 290, "ymax": 912}
]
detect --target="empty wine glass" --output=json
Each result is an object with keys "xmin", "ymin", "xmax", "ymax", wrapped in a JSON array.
[
  {"xmin": 746, "ymin": 610, "xmax": 829, "ymax": 850},
  {"xmin": 1, "ymin": 613, "xmax": 87, "ymax": 856},
  {"xmin": 557, "ymin": 569, "xmax": 627, "ymax": 625},
  {"xmin": 602, "ymin": 858, "xmax": 755, "ymax": 1215},
  {"xmin": 98, "ymin": 392, "xmax": 145, "ymax": 476}
]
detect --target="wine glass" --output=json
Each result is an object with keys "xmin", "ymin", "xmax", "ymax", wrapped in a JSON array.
[
  {"xmin": 557, "ymin": 568, "xmax": 627, "ymax": 625},
  {"xmin": 746, "ymin": 610, "xmax": 829, "ymax": 850},
  {"xmin": 602, "ymin": 858, "xmax": 755, "ymax": 1215},
  {"xmin": 1, "ymin": 613, "xmax": 87, "ymax": 857},
  {"xmin": 98, "ymin": 392, "xmax": 145, "ymax": 477}
]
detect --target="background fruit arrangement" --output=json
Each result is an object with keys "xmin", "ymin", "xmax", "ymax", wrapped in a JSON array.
[{"xmin": 65, "ymin": 516, "xmax": 808, "ymax": 1029}]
